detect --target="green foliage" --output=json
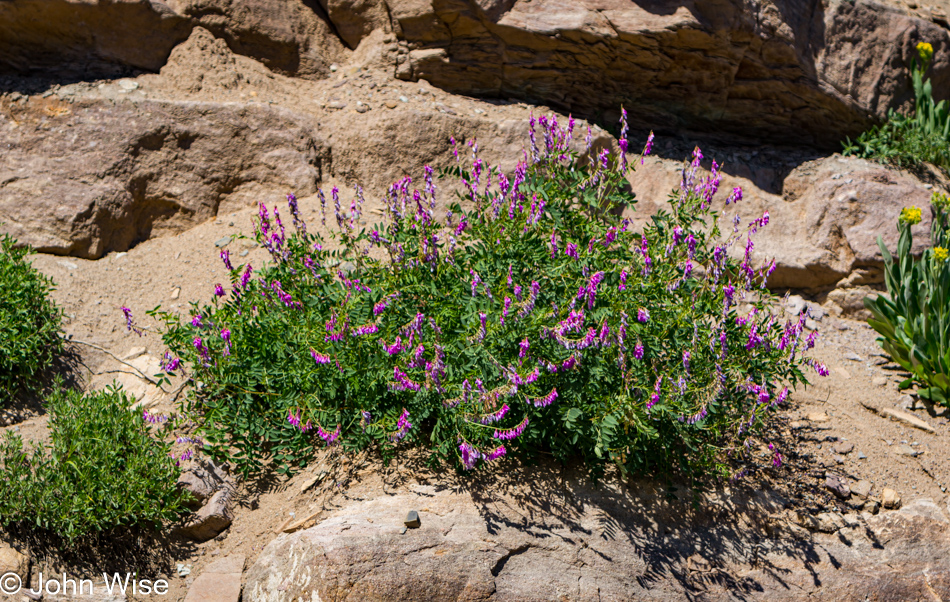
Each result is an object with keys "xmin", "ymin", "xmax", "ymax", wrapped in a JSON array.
[
  {"xmin": 865, "ymin": 192, "xmax": 950, "ymax": 406},
  {"xmin": 843, "ymin": 41, "xmax": 950, "ymax": 172},
  {"xmin": 0, "ymin": 233, "xmax": 63, "ymax": 400},
  {"xmin": 0, "ymin": 385, "xmax": 188, "ymax": 543},
  {"xmin": 150, "ymin": 115, "xmax": 818, "ymax": 479}
]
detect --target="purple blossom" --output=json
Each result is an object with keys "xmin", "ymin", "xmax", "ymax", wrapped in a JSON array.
[
  {"xmin": 318, "ymin": 425, "xmax": 341, "ymax": 445},
  {"xmin": 310, "ymin": 349, "xmax": 331, "ymax": 364},
  {"xmin": 633, "ymin": 341, "xmax": 644, "ymax": 360},
  {"xmin": 143, "ymin": 410, "xmax": 168, "ymax": 424},
  {"xmin": 220, "ymin": 249, "xmax": 233, "ymax": 271},
  {"xmin": 214, "ymin": 284, "xmax": 225, "ymax": 297},
  {"xmin": 642, "ymin": 132, "xmax": 654, "ymax": 164},
  {"xmin": 459, "ymin": 441, "xmax": 480, "ymax": 470},
  {"xmin": 532, "ymin": 388, "xmax": 558, "ymax": 408},
  {"xmin": 161, "ymin": 352, "xmax": 180, "ymax": 373},
  {"xmin": 220, "ymin": 328, "xmax": 231, "ymax": 356},
  {"xmin": 485, "ymin": 445, "xmax": 506, "ymax": 461},
  {"xmin": 351, "ymin": 323, "xmax": 379, "ymax": 337},
  {"xmin": 619, "ymin": 269, "xmax": 628, "ymax": 291},
  {"xmin": 637, "ymin": 308, "xmax": 650, "ymax": 323},
  {"xmin": 519, "ymin": 338, "xmax": 530, "ymax": 359},
  {"xmin": 479, "ymin": 404, "xmax": 510, "ymax": 425},
  {"xmin": 390, "ymin": 409, "xmax": 413, "ymax": 441},
  {"xmin": 648, "ymin": 376, "xmax": 662, "ymax": 410},
  {"xmin": 121, "ymin": 306, "xmax": 143, "ymax": 336},
  {"xmin": 565, "ymin": 242, "xmax": 578, "ymax": 259},
  {"xmin": 493, "ymin": 416, "xmax": 529, "ymax": 441},
  {"xmin": 383, "ymin": 337, "xmax": 403, "ymax": 356},
  {"xmin": 727, "ymin": 186, "xmax": 743, "ymax": 205}
]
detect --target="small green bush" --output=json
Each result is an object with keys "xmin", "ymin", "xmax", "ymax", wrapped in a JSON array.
[
  {"xmin": 149, "ymin": 113, "xmax": 820, "ymax": 479},
  {"xmin": 844, "ymin": 42, "xmax": 950, "ymax": 172},
  {"xmin": 0, "ymin": 234, "xmax": 63, "ymax": 399},
  {"xmin": 0, "ymin": 385, "xmax": 188, "ymax": 543},
  {"xmin": 865, "ymin": 194, "xmax": 950, "ymax": 405}
]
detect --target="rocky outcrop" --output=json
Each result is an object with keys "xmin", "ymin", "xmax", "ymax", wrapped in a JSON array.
[
  {"xmin": 389, "ymin": 0, "xmax": 950, "ymax": 146},
  {"xmin": 244, "ymin": 482, "xmax": 950, "ymax": 601},
  {"xmin": 0, "ymin": 95, "xmax": 325, "ymax": 258},
  {"xmin": 627, "ymin": 153, "xmax": 934, "ymax": 296}
]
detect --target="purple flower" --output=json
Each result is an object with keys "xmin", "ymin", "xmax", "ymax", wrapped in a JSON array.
[
  {"xmin": 214, "ymin": 284, "xmax": 225, "ymax": 297},
  {"xmin": 318, "ymin": 425, "xmax": 341, "ymax": 445},
  {"xmin": 565, "ymin": 242, "xmax": 579, "ymax": 259},
  {"xmin": 727, "ymin": 186, "xmax": 743, "ymax": 205},
  {"xmin": 561, "ymin": 354, "xmax": 579, "ymax": 370},
  {"xmin": 642, "ymin": 132, "xmax": 654, "ymax": 164},
  {"xmin": 479, "ymin": 404, "xmax": 510, "ymax": 425},
  {"xmin": 192, "ymin": 314, "xmax": 203, "ymax": 328},
  {"xmin": 310, "ymin": 349, "xmax": 331, "ymax": 364},
  {"xmin": 682, "ymin": 350, "xmax": 690, "ymax": 371},
  {"xmin": 143, "ymin": 410, "xmax": 168, "ymax": 424},
  {"xmin": 351, "ymin": 323, "xmax": 379, "ymax": 337},
  {"xmin": 637, "ymin": 308, "xmax": 650, "ymax": 323},
  {"xmin": 485, "ymin": 445, "xmax": 506, "ymax": 461},
  {"xmin": 161, "ymin": 352, "xmax": 180, "ymax": 373},
  {"xmin": 390, "ymin": 409, "xmax": 413, "ymax": 441},
  {"xmin": 220, "ymin": 249, "xmax": 233, "ymax": 271},
  {"xmin": 648, "ymin": 376, "xmax": 662, "ymax": 410},
  {"xmin": 220, "ymin": 328, "xmax": 231, "ymax": 356},
  {"xmin": 477, "ymin": 313, "xmax": 488, "ymax": 343},
  {"xmin": 532, "ymin": 388, "xmax": 558, "ymax": 408},
  {"xmin": 633, "ymin": 341, "xmax": 644, "ymax": 360},
  {"xmin": 121, "ymin": 306, "xmax": 143, "ymax": 336},
  {"xmin": 619, "ymin": 269, "xmax": 628, "ymax": 291},
  {"xmin": 493, "ymin": 416, "xmax": 529, "ymax": 441},
  {"xmin": 459, "ymin": 441, "xmax": 480, "ymax": 470},
  {"xmin": 519, "ymin": 338, "xmax": 530, "ymax": 359}
]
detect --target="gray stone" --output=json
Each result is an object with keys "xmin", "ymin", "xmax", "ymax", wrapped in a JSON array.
[
  {"xmin": 897, "ymin": 444, "xmax": 920, "ymax": 458},
  {"xmin": 214, "ymin": 237, "xmax": 231, "ymax": 248},
  {"xmin": 404, "ymin": 510, "xmax": 420, "ymax": 528},
  {"xmin": 825, "ymin": 474, "xmax": 851, "ymax": 499},
  {"xmin": 852, "ymin": 480, "xmax": 873, "ymax": 500},
  {"xmin": 178, "ymin": 490, "xmax": 234, "ymax": 542}
]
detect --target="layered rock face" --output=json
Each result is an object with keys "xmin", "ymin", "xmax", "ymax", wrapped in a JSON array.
[
  {"xmin": 2, "ymin": 0, "xmax": 949, "ymax": 146},
  {"xmin": 0, "ymin": 96, "xmax": 325, "ymax": 258}
]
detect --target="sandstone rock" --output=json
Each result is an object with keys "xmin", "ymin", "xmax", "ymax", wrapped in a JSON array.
[
  {"xmin": 807, "ymin": 412, "xmax": 830, "ymax": 422},
  {"xmin": 165, "ymin": 0, "xmax": 349, "ymax": 78},
  {"xmin": 387, "ymin": 0, "xmax": 950, "ymax": 146},
  {"xmin": 0, "ymin": 543, "xmax": 29, "ymax": 583},
  {"xmin": 0, "ymin": 0, "xmax": 192, "ymax": 77},
  {"xmin": 825, "ymin": 474, "xmax": 851, "ymax": 499},
  {"xmin": 627, "ymin": 153, "xmax": 934, "ymax": 294},
  {"xmin": 179, "ymin": 490, "xmax": 234, "ymax": 542},
  {"xmin": 183, "ymin": 555, "xmax": 244, "ymax": 602},
  {"xmin": 112, "ymin": 353, "xmax": 164, "ymax": 410},
  {"xmin": 833, "ymin": 441, "xmax": 854, "ymax": 454},
  {"xmin": 0, "ymin": 98, "xmax": 325, "ymax": 258},
  {"xmin": 851, "ymin": 480, "xmax": 873, "ymax": 499},
  {"xmin": 882, "ymin": 487, "xmax": 902, "ymax": 509},
  {"xmin": 245, "ymin": 480, "xmax": 950, "ymax": 601},
  {"xmin": 178, "ymin": 461, "xmax": 233, "ymax": 509}
]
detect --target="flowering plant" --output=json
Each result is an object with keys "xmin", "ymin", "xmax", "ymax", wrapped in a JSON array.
[
  {"xmin": 150, "ymin": 113, "xmax": 817, "ymax": 477},
  {"xmin": 865, "ymin": 192, "xmax": 950, "ymax": 406}
]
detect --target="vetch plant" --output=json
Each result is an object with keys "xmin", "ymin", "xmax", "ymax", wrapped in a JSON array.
[
  {"xmin": 865, "ymin": 192, "xmax": 950, "ymax": 405},
  {"xmin": 149, "ymin": 111, "xmax": 819, "ymax": 478},
  {"xmin": 0, "ymin": 233, "xmax": 63, "ymax": 401}
]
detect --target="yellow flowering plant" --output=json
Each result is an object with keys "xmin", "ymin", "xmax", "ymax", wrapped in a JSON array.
[{"xmin": 866, "ymin": 191, "xmax": 950, "ymax": 406}]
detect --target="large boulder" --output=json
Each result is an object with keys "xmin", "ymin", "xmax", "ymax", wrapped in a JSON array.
[
  {"xmin": 0, "ymin": 96, "xmax": 326, "ymax": 258},
  {"xmin": 387, "ymin": 0, "xmax": 950, "ymax": 147},
  {"xmin": 244, "ymin": 481, "xmax": 950, "ymax": 601},
  {"xmin": 627, "ymin": 153, "xmax": 934, "ymax": 294}
]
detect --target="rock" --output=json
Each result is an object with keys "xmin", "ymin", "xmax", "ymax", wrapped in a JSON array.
[
  {"xmin": 786, "ymin": 295, "xmax": 806, "ymax": 316},
  {"xmin": 832, "ymin": 454, "xmax": 845, "ymax": 464},
  {"xmin": 355, "ymin": 102, "xmax": 370, "ymax": 113},
  {"xmin": 857, "ymin": 451, "xmax": 867, "ymax": 459},
  {"xmin": 171, "ymin": 287, "xmax": 181, "ymax": 300},
  {"xmin": 113, "ymin": 353, "xmax": 164, "ymax": 409},
  {"xmin": 389, "ymin": 0, "xmax": 950, "ymax": 146},
  {"xmin": 814, "ymin": 512, "xmax": 846, "ymax": 533},
  {"xmin": 899, "ymin": 394, "xmax": 917, "ymax": 410},
  {"xmin": 843, "ymin": 352, "xmax": 862, "ymax": 362},
  {"xmin": 872, "ymin": 376, "xmax": 888, "ymax": 387},
  {"xmin": 834, "ymin": 441, "xmax": 854, "ymax": 455},
  {"xmin": 896, "ymin": 444, "xmax": 920, "ymax": 458},
  {"xmin": 825, "ymin": 474, "xmax": 851, "ymax": 499},
  {"xmin": 178, "ymin": 461, "xmax": 233, "ymax": 509},
  {"xmin": 882, "ymin": 487, "xmax": 902, "ymax": 509},
  {"xmin": 0, "ymin": 97, "xmax": 325, "ymax": 258},
  {"xmin": 852, "ymin": 480, "xmax": 873, "ymax": 500},
  {"xmin": 807, "ymin": 412, "xmax": 830, "ymax": 423},
  {"xmin": 179, "ymin": 489, "xmax": 234, "ymax": 542},
  {"xmin": 183, "ymin": 555, "xmax": 245, "ymax": 602},
  {"xmin": 385, "ymin": 100, "xmax": 399, "ymax": 109},
  {"xmin": 404, "ymin": 510, "xmax": 420, "ymax": 528},
  {"xmin": 214, "ymin": 237, "xmax": 230, "ymax": 248},
  {"xmin": 0, "ymin": 543, "xmax": 29, "ymax": 583},
  {"xmin": 881, "ymin": 408, "xmax": 936, "ymax": 433},
  {"xmin": 863, "ymin": 500, "xmax": 880, "ymax": 514}
]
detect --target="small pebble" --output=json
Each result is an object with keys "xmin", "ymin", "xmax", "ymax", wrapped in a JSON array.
[
  {"xmin": 404, "ymin": 510, "xmax": 421, "ymax": 528},
  {"xmin": 215, "ymin": 237, "xmax": 230, "ymax": 248},
  {"xmin": 857, "ymin": 452, "xmax": 867, "ymax": 459},
  {"xmin": 844, "ymin": 352, "xmax": 862, "ymax": 362},
  {"xmin": 399, "ymin": 95, "xmax": 409, "ymax": 103}
]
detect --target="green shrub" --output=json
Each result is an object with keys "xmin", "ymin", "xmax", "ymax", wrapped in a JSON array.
[
  {"xmin": 0, "ymin": 234, "xmax": 63, "ymax": 399},
  {"xmin": 0, "ymin": 385, "xmax": 188, "ymax": 543},
  {"xmin": 844, "ymin": 42, "xmax": 950, "ymax": 172},
  {"xmin": 865, "ymin": 193, "xmax": 950, "ymax": 405},
  {"xmin": 148, "ymin": 113, "xmax": 820, "ymax": 479}
]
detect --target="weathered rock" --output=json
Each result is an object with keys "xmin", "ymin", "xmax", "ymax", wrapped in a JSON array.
[
  {"xmin": 245, "ymin": 483, "xmax": 950, "ymax": 601},
  {"xmin": 0, "ymin": 97, "xmax": 325, "ymax": 258},
  {"xmin": 825, "ymin": 474, "xmax": 851, "ymax": 499},
  {"xmin": 628, "ymin": 153, "xmax": 933, "ymax": 294},
  {"xmin": 852, "ymin": 479, "xmax": 873, "ymax": 499},
  {"xmin": 0, "ymin": 0, "xmax": 192, "ymax": 77},
  {"xmin": 387, "ymin": 0, "xmax": 950, "ymax": 147},
  {"xmin": 183, "ymin": 555, "xmax": 244, "ymax": 602},
  {"xmin": 0, "ymin": 542, "xmax": 29, "ymax": 584},
  {"xmin": 179, "ymin": 489, "xmax": 234, "ymax": 542},
  {"xmin": 833, "ymin": 441, "xmax": 854, "ymax": 454},
  {"xmin": 165, "ymin": 0, "xmax": 349, "ymax": 78},
  {"xmin": 178, "ymin": 461, "xmax": 233, "ymax": 510},
  {"xmin": 882, "ymin": 487, "xmax": 902, "ymax": 509}
]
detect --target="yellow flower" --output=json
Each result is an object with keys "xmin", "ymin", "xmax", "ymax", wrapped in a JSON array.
[
  {"xmin": 900, "ymin": 206, "xmax": 923, "ymax": 225},
  {"xmin": 918, "ymin": 41, "xmax": 934, "ymax": 63},
  {"xmin": 935, "ymin": 247, "xmax": 949, "ymax": 262},
  {"xmin": 933, "ymin": 191, "xmax": 950, "ymax": 211}
]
